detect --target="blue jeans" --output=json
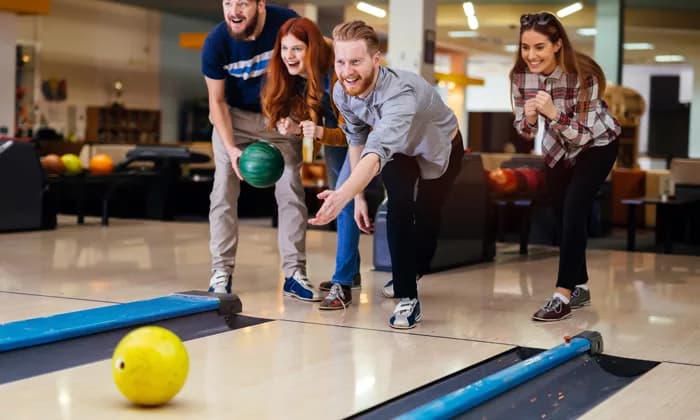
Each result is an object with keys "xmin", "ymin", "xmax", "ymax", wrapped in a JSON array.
[{"xmin": 324, "ymin": 146, "xmax": 360, "ymax": 286}]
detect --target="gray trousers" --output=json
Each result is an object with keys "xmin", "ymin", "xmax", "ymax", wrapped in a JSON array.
[{"xmin": 210, "ymin": 107, "xmax": 307, "ymax": 277}]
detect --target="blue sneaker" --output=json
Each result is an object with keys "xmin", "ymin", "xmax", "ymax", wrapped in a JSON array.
[
  {"xmin": 208, "ymin": 270, "xmax": 232, "ymax": 294},
  {"xmin": 390, "ymin": 298, "xmax": 422, "ymax": 329},
  {"xmin": 283, "ymin": 271, "xmax": 321, "ymax": 302}
]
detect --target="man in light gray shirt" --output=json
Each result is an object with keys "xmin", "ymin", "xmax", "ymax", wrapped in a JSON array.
[{"xmin": 309, "ymin": 20, "xmax": 464, "ymax": 329}]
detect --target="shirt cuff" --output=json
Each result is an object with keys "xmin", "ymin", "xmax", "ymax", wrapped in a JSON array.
[
  {"xmin": 520, "ymin": 119, "xmax": 535, "ymax": 137},
  {"xmin": 549, "ymin": 111, "xmax": 569, "ymax": 130},
  {"xmin": 360, "ymin": 148, "xmax": 388, "ymax": 172}
]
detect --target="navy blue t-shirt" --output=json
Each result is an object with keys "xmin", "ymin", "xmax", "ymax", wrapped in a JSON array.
[{"xmin": 201, "ymin": 5, "xmax": 298, "ymax": 112}]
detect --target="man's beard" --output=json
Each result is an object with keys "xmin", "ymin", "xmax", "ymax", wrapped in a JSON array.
[
  {"xmin": 340, "ymin": 68, "xmax": 375, "ymax": 97},
  {"xmin": 227, "ymin": 9, "xmax": 259, "ymax": 41}
]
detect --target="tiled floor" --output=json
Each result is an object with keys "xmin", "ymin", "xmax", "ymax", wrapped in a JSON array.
[{"xmin": 1, "ymin": 216, "xmax": 699, "ymax": 418}]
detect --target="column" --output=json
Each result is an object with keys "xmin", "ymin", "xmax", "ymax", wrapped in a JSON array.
[
  {"xmin": 0, "ymin": 11, "xmax": 17, "ymax": 135},
  {"xmin": 288, "ymin": 3, "xmax": 318, "ymax": 23},
  {"xmin": 689, "ymin": 57, "xmax": 700, "ymax": 158},
  {"xmin": 594, "ymin": 0, "xmax": 624, "ymax": 84},
  {"xmin": 387, "ymin": 0, "xmax": 437, "ymax": 81}
]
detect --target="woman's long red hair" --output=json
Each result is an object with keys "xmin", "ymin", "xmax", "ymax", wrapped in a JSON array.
[{"xmin": 261, "ymin": 17, "xmax": 333, "ymax": 128}]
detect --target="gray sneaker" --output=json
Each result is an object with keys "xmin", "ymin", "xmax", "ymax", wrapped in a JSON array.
[{"xmin": 570, "ymin": 286, "xmax": 591, "ymax": 309}]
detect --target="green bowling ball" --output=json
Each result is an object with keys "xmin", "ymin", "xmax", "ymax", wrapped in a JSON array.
[{"xmin": 239, "ymin": 142, "xmax": 284, "ymax": 188}]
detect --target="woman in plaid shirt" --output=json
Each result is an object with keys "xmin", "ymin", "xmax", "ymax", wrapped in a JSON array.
[{"xmin": 510, "ymin": 12, "xmax": 621, "ymax": 322}]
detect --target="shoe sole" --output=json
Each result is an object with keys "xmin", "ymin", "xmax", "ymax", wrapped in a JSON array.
[
  {"xmin": 320, "ymin": 285, "xmax": 361, "ymax": 292},
  {"xmin": 283, "ymin": 291, "xmax": 322, "ymax": 302},
  {"xmin": 318, "ymin": 300, "xmax": 352, "ymax": 310},
  {"xmin": 532, "ymin": 312, "xmax": 572, "ymax": 322},
  {"xmin": 207, "ymin": 288, "xmax": 231, "ymax": 294},
  {"xmin": 570, "ymin": 301, "xmax": 591, "ymax": 310},
  {"xmin": 389, "ymin": 314, "xmax": 422, "ymax": 329}
]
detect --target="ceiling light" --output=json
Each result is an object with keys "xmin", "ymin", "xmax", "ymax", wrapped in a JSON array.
[
  {"xmin": 467, "ymin": 15, "xmax": 479, "ymax": 30},
  {"xmin": 655, "ymin": 55, "xmax": 685, "ymax": 63},
  {"xmin": 623, "ymin": 43, "xmax": 654, "ymax": 51},
  {"xmin": 463, "ymin": 2, "xmax": 475, "ymax": 17},
  {"xmin": 504, "ymin": 44, "xmax": 518, "ymax": 53},
  {"xmin": 356, "ymin": 2, "xmax": 386, "ymax": 18},
  {"xmin": 557, "ymin": 2, "xmax": 583, "ymax": 18},
  {"xmin": 576, "ymin": 28, "xmax": 597, "ymax": 36},
  {"xmin": 448, "ymin": 31, "xmax": 479, "ymax": 38}
]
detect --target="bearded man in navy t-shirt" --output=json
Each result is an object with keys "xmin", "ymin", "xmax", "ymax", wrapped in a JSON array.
[{"xmin": 202, "ymin": 0, "xmax": 320, "ymax": 302}]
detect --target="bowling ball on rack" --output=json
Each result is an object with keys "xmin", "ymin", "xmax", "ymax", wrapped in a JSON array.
[
  {"xmin": 518, "ymin": 168, "xmax": 542, "ymax": 192},
  {"xmin": 112, "ymin": 326, "xmax": 189, "ymax": 406},
  {"xmin": 488, "ymin": 168, "xmax": 518, "ymax": 194},
  {"xmin": 89, "ymin": 153, "xmax": 114, "ymax": 175},
  {"xmin": 41, "ymin": 153, "xmax": 65, "ymax": 175},
  {"xmin": 61, "ymin": 153, "xmax": 83, "ymax": 175}
]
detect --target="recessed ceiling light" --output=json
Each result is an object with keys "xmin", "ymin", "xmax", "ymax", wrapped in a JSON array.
[
  {"xmin": 463, "ymin": 2, "xmax": 475, "ymax": 17},
  {"xmin": 655, "ymin": 55, "xmax": 685, "ymax": 63},
  {"xmin": 467, "ymin": 15, "xmax": 479, "ymax": 30},
  {"xmin": 356, "ymin": 2, "xmax": 386, "ymax": 18},
  {"xmin": 448, "ymin": 31, "xmax": 479, "ymax": 38},
  {"xmin": 623, "ymin": 43, "xmax": 654, "ymax": 51},
  {"xmin": 576, "ymin": 28, "xmax": 597, "ymax": 36},
  {"xmin": 557, "ymin": 2, "xmax": 583, "ymax": 18}
]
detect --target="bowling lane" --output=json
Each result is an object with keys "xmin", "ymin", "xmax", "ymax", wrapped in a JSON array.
[
  {"xmin": 0, "ymin": 320, "xmax": 511, "ymax": 419},
  {"xmin": 0, "ymin": 292, "xmax": 113, "ymax": 323},
  {"xmin": 580, "ymin": 362, "xmax": 700, "ymax": 419}
]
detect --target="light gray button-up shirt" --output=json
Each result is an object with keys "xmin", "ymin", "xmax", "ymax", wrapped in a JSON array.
[{"xmin": 333, "ymin": 66, "xmax": 459, "ymax": 179}]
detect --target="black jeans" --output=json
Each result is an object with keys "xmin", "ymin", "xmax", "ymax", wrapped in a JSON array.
[
  {"xmin": 381, "ymin": 132, "xmax": 464, "ymax": 299},
  {"xmin": 546, "ymin": 140, "xmax": 618, "ymax": 291}
]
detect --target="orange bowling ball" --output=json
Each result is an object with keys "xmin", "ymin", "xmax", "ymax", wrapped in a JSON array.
[
  {"xmin": 488, "ymin": 168, "xmax": 518, "ymax": 194},
  {"xmin": 89, "ymin": 153, "xmax": 114, "ymax": 175},
  {"xmin": 41, "ymin": 153, "xmax": 65, "ymax": 175}
]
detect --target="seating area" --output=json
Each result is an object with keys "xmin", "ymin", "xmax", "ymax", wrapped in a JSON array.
[
  {"xmin": 5, "ymin": 136, "xmax": 699, "ymax": 258},
  {"xmin": 480, "ymin": 153, "xmax": 700, "ymax": 255}
]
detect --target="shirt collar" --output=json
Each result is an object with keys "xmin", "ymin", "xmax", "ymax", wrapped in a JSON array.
[
  {"xmin": 354, "ymin": 65, "xmax": 387, "ymax": 104},
  {"xmin": 538, "ymin": 65, "xmax": 563, "ymax": 84}
]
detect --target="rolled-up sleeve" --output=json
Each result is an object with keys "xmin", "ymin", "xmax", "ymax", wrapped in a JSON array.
[
  {"xmin": 511, "ymin": 81, "xmax": 535, "ymax": 140},
  {"xmin": 362, "ymin": 88, "xmax": 417, "ymax": 171},
  {"xmin": 333, "ymin": 84, "xmax": 370, "ymax": 146},
  {"xmin": 548, "ymin": 79, "xmax": 621, "ymax": 147}
]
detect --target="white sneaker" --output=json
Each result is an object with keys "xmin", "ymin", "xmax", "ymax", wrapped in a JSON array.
[
  {"xmin": 382, "ymin": 275, "xmax": 422, "ymax": 298},
  {"xmin": 208, "ymin": 270, "xmax": 232, "ymax": 294},
  {"xmin": 389, "ymin": 298, "xmax": 422, "ymax": 329}
]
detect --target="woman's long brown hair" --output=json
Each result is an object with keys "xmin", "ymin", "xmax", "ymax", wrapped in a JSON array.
[
  {"xmin": 261, "ymin": 17, "xmax": 333, "ymax": 128},
  {"xmin": 509, "ymin": 12, "xmax": 607, "ymax": 109}
]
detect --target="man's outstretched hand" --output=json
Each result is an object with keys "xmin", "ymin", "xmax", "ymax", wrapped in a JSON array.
[{"xmin": 309, "ymin": 189, "xmax": 348, "ymax": 226}]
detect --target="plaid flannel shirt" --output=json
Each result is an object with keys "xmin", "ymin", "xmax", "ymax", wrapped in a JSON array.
[{"xmin": 511, "ymin": 66, "xmax": 621, "ymax": 168}]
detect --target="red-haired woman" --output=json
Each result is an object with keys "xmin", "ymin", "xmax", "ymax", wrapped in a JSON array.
[
  {"xmin": 262, "ymin": 17, "xmax": 369, "ymax": 310},
  {"xmin": 510, "ymin": 12, "xmax": 621, "ymax": 321}
]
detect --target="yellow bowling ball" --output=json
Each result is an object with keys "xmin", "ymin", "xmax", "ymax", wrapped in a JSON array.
[
  {"xmin": 112, "ymin": 326, "xmax": 189, "ymax": 406},
  {"xmin": 60, "ymin": 153, "xmax": 83, "ymax": 175}
]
